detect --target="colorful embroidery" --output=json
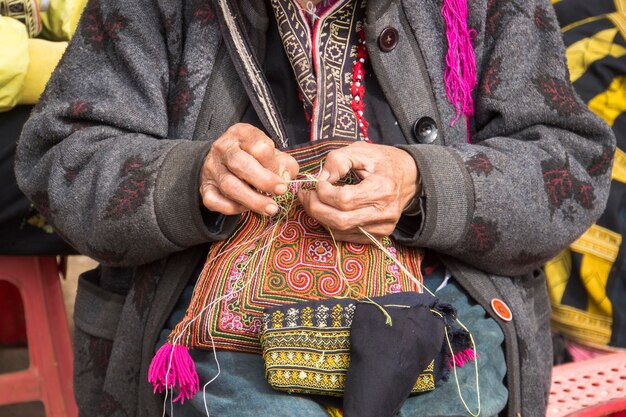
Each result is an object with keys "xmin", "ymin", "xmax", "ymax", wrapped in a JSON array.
[{"xmin": 170, "ymin": 140, "xmax": 423, "ymax": 353}]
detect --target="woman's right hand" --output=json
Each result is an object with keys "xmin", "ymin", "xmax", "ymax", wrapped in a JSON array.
[{"xmin": 199, "ymin": 123, "xmax": 299, "ymax": 216}]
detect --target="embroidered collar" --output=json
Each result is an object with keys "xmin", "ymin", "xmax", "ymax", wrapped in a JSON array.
[{"xmin": 270, "ymin": 0, "xmax": 367, "ymax": 142}]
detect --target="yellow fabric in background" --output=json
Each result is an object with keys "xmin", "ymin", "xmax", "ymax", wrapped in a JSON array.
[
  {"xmin": 0, "ymin": 17, "xmax": 29, "ymax": 112},
  {"xmin": 566, "ymin": 27, "xmax": 626, "ymax": 82},
  {"xmin": 587, "ymin": 75, "xmax": 626, "ymax": 126},
  {"xmin": 20, "ymin": 38, "xmax": 68, "ymax": 104},
  {"xmin": 547, "ymin": 153, "xmax": 626, "ymax": 347},
  {"xmin": 324, "ymin": 406, "xmax": 343, "ymax": 417},
  {"xmin": 546, "ymin": 224, "xmax": 622, "ymax": 346},
  {"xmin": 40, "ymin": 0, "xmax": 87, "ymax": 41},
  {"xmin": 0, "ymin": 0, "xmax": 84, "ymax": 112},
  {"xmin": 570, "ymin": 225, "xmax": 621, "ymax": 316},
  {"xmin": 613, "ymin": 148, "xmax": 626, "ymax": 182}
]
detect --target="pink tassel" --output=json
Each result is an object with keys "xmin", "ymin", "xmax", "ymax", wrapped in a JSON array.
[
  {"xmin": 148, "ymin": 343, "xmax": 200, "ymax": 404},
  {"xmin": 441, "ymin": 0, "xmax": 477, "ymax": 142},
  {"xmin": 449, "ymin": 348, "xmax": 478, "ymax": 368}
]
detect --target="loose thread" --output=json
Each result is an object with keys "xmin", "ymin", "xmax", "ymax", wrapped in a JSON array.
[
  {"xmin": 162, "ymin": 214, "xmax": 287, "ymax": 415},
  {"xmin": 328, "ymin": 228, "xmax": 394, "ymax": 326},
  {"xmin": 201, "ymin": 330, "xmax": 221, "ymax": 417},
  {"xmin": 359, "ymin": 226, "xmax": 480, "ymax": 415},
  {"xmin": 357, "ymin": 227, "xmax": 423, "ymax": 293},
  {"xmin": 304, "ymin": 1, "xmax": 320, "ymax": 21},
  {"xmin": 430, "ymin": 310, "xmax": 481, "ymax": 417}
]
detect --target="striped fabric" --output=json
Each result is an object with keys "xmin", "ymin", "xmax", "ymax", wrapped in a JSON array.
[{"xmin": 546, "ymin": 0, "xmax": 626, "ymax": 349}]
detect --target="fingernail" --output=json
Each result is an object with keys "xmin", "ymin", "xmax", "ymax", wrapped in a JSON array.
[
  {"xmin": 265, "ymin": 204, "xmax": 279, "ymax": 216},
  {"xmin": 281, "ymin": 171, "xmax": 291, "ymax": 181},
  {"xmin": 275, "ymin": 183, "xmax": 288, "ymax": 195},
  {"xmin": 318, "ymin": 170, "xmax": 330, "ymax": 181}
]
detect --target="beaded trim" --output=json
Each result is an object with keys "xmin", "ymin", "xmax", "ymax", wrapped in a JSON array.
[{"xmin": 351, "ymin": 28, "xmax": 371, "ymax": 142}]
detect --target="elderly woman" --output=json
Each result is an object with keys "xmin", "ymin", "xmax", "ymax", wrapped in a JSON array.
[{"xmin": 16, "ymin": 0, "xmax": 614, "ymax": 416}]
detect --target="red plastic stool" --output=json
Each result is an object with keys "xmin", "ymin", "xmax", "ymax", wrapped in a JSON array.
[
  {"xmin": 547, "ymin": 351, "xmax": 626, "ymax": 416},
  {"xmin": 0, "ymin": 256, "xmax": 78, "ymax": 417}
]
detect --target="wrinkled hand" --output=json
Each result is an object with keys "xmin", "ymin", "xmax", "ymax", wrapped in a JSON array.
[
  {"xmin": 200, "ymin": 123, "xmax": 299, "ymax": 216},
  {"xmin": 298, "ymin": 141, "xmax": 420, "ymax": 243}
]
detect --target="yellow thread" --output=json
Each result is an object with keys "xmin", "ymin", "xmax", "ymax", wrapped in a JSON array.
[
  {"xmin": 359, "ymin": 226, "xmax": 481, "ymax": 415},
  {"xmin": 327, "ymin": 228, "xmax": 394, "ymax": 325},
  {"xmin": 358, "ymin": 227, "xmax": 423, "ymax": 293},
  {"xmin": 431, "ymin": 310, "xmax": 481, "ymax": 417}
]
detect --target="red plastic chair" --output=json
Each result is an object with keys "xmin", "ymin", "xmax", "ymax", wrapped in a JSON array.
[
  {"xmin": 0, "ymin": 256, "xmax": 78, "ymax": 417},
  {"xmin": 547, "ymin": 351, "xmax": 626, "ymax": 417}
]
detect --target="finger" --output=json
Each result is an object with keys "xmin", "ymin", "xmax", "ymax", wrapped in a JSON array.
[
  {"xmin": 298, "ymin": 189, "xmax": 360, "ymax": 231},
  {"xmin": 352, "ymin": 221, "xmax": 398, "ymax": 237},
  {"xmin": 222, "ymin": 124, "xmax": 288, "ymax": 190},
  {"xmin": 325, "ymin": 229, "xmax": 390, "ymax": 243},
  {"xmin": 298, "ymin": 189, "xmax": 397, "ymax": 232},
  {"xmin": 319, "ymin": 148, "xmax": 355, "ymax": 183},
  {"xmin": 274, "ymin": 150, "xmax": 300, "ymax": 181},
  {"xmin": 319, "ymin": 143, "xmax": 371, "ymax": 183},
  {"xmin": 200, "ymin": 182, "xmax": 248, "ymax": 215},
  {"xmin": 325, "ymin": 219, "xmax": 398, "ymax": 239},
  {"xmin": 222, "ymin": 125, "xmax": 296, "ymax": 194},
  {"xmin": 215, "ymin": 170, "xmax": 280, "ymax": 216},
  {"xmin": 315, "ymin": 177, "xmax": 400, "ymax": 213},
  {"xmin": 223, "ymin": 148, "xmax": 289, "ymax": 195},
  {"xmin": 235, "ymin": 124, "xmax": 280, "ymax": 166}
]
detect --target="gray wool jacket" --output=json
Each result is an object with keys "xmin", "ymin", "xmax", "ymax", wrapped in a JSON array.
[{"xmin": 15, "ymin": 0, "xmax": 615, "ymax": 416}]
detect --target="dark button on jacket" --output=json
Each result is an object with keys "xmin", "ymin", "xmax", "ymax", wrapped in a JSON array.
[
  {"xmin": 378, "ymin": 27, "xmax": 399, "ymax": 52},
  {"xmin": 412, "ymin": 117, "xmax": 438, "ymax": 143}
]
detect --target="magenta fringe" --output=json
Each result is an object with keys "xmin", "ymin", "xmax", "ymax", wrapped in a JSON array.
[
  {"xmin": 441, "ymin": 0, "xmax": 477, "ymax": 142},
  {"xmin": 449, "ymin": 347, "xmax": 477, "ymax": 368},
  {"xmin": 148, "ymin": 343, "xmax": 200, "ymax": 404}
]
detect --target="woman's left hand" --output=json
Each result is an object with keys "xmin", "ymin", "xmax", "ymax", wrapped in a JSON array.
[{"xmin": 298, "ymin": 141, "xmax": 420, "ymax": 244}]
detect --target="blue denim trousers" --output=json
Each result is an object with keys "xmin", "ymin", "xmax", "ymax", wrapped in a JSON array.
[{"xmin": 158, "ymin": 279, "xmax": 507, "ymax": 417}]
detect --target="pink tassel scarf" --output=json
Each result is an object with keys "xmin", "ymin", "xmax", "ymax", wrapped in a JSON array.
[{"xmin": 441, "ymin": 0, "xmax": 477, "ymax": 142}]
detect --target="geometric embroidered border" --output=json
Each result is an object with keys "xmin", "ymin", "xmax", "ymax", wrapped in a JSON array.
[{"xmin": 261, "ymin": 301, "xmax": 435, "ymax": 396}]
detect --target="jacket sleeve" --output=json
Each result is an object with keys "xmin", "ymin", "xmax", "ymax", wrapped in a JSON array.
[
  {"xmin": 393, "ymin": 0, "xmax": 616, "ymax": 276},
  {"xmin": 15, "ymin": 0, "xmax": 234, "ymax": 266}
]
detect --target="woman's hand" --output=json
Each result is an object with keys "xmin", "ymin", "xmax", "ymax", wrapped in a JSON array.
[
  {"xmin": 200, "ymin": 123, "xmax": 299, "ymax": 216},
  {"xmin": 298, "ymin": 141, "xmax": 420, "ymax": 243}
]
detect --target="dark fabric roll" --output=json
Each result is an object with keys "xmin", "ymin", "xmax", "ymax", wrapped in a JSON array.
[{"xmin": 343, "ymin": 292, "xmax": 446, "ymax": 417}]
